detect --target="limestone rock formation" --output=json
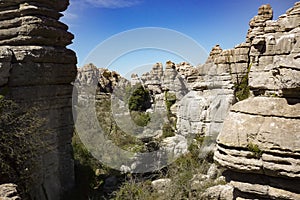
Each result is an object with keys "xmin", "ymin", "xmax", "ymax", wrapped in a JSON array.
[
  {"xmin": 214, "ymin": 2, "xmax": 300, "ymax": 199},
  {"xmin": 151, "ymin": 178, "xmax": 171, "ymax": 194},
  {"xmin": 76, "ymin": 63, "xmax": 129, "ymax": 93},
  {"xmin": 247, "ymin": 4, "xmax": 273, "ymax": 41},
  {"xmin": 0, "ymin": 1, "xmax": 77, "ymax": 199},
  {"xmin": 130, "ymin": 58, "xmax": 236, "ymax": 140},
  {"xmin": 0, "ymin": 184, "xmax": 20, "ymax": 200},
  {"xmin": 200, "ymin": 184, "xmax": 233, "ymax": 200},
  {"xmin": 0, "ymin": 48, "xmax": 12, "ymax": 86}
]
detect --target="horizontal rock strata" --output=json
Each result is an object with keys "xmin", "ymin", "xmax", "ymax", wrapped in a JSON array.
[
  {"xmin": 215, "ymin": 2, "xmax": 300, "ymax": 199},
  {"xmin": 0, "ymin": 1, "xmax": 77, "ymax": 200}
]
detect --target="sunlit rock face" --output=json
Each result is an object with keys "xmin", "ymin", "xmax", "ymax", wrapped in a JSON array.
[
  {"xmin": 0, "ymin": 0, "xmax": 77, "ymax": 199},
  {"xmin": 215, "ymin": 2, "xmax": 300, "ymax": 199}
]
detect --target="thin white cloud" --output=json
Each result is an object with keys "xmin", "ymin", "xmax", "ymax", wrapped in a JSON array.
[
  {"xmin": 79, "ymin": 0, "xmax": 141, "ymax": 9},
  {"xmin": 62, "ymin": 0, "xmax": 142, "ymax": 27},
  {"xmin": 62, "ymin": 10, "xmax": 78, "ymax": 20}
]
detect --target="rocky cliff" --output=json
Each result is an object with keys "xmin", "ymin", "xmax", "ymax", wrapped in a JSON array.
[
  {"xmin": 213, "ymin": 2, "xmax": 300, "ymax": 199},
  {"xmin": 0, "ymin": 1, "xmax": 77, "ymax": 199}
]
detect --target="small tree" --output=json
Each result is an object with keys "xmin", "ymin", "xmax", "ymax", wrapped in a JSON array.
[
  {"xmin": 127, "ymin": 85, "xmax": 152, "ymax": 127},
  {"xmin": 128, "ymin": 85, "xmax": 151, "ymax": 112}
]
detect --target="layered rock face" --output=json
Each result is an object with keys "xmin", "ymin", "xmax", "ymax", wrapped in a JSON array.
[
  {"xmin": 132, "ymin": 58, "xmax": 237, "ymax": 140},
  {"xmin": 214, "ymin": 2, "xmax": 300, "ymax": 199},
  {"xmin": 0, "ymin": 1, "xmax": 77, "ymax": 199}
]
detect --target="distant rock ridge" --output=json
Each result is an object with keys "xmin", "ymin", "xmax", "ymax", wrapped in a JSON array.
[
  {"xmin": 0, "ymin": 1, "xmax": 77, "ymax": 200},
  {"xmin": 76, "ymin": 63, "xmax": 129, "ymax": 93}
]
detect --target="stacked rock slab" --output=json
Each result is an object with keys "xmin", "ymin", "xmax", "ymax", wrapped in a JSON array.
[
  {"xmin": 0, "ymin": 1, "xmax": 77, "ymax": 200},
  {"xmin": 214, "ymin": 2, "xmax": 300, "ymax": 199}
]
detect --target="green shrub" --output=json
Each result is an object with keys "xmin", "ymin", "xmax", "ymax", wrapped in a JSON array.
[
  {"xmin": 67, "ymin": 133, "xmax": 119, "ymax": 200},
  {"xmin": 234, "ymin": 64, "xmax": 251, "ymax": 101},
  {"xmin": 128, "ymin": 85, "xmax": 151, "ymax": 112},
  {"xmin": 247, "ymin": 142, "xmax": 263, "ymax": 158},
  {"xmin": 95, "ymin": 96, "xmax": 144, "ymax": 153},
  {"xmin": 162, "ymin": 123, "xmax": 175, "ymax": 138},
  {"xmin": 165, "ymin": 91, "xmax": 176, "ymax": 113},
  {"xmin": 164, "ymin": 91, "xmax": 177, "ymax": 133},
  {"xmin": 0, "ymin": 97, "xmax": 43, "ymax": 198},
  {"xmin": 130, "ymin": 111, "xmax": 150, "ymax": 127},
  {"xmin": 113, "ymin": 176, "xmax": 154, "ymax": 200}
]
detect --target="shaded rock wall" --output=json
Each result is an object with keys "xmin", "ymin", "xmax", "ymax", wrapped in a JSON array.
[
  {"xmin": 0, "ymin": 1, "xmax": 77, "ymax": 199},
  {"xmin": 214, "ymin": 2, "xmax": 300, "ymax": 199}
]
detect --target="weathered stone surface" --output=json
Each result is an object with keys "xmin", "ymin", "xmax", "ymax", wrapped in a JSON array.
[
  {"xmin": 161, "ymin": 135, "xmax": 188, "ymax": 158},
  {"xmin": 215, "ymin": 98, "xmax": 300, "ymax": 198},
  {"xmin": 0, "ymin": 0, "xmax": 76, "ymax": 199},
  {"xmin": 231, "ymin": 181, "xmax": 300, "ymax": 200},
  {"xmin": 215, "ymin": 97, "xmax": 300, "ymax": 177},
  {"xmin": 151, "ymin": 178, "xmax": 171, "ymax": 193},
  {"xmin": 0, "ymin": 184, "xmax": 20, "ymax": 200},
  {"xmin": 207, "ymin": 163, "xmax": 220, "ymax": 179},
  {"xmin": 0, "ymin": 47, "xmax": 12, "ymax": 86},
  {"xmin": 247, "ymin": 4, "xmax": 273, "ymax": 41},
  {"xmin": 246, "ymin": 1, "xmax": 300, "ymax": 99},
  {"xmin": 213, "ymin": 2, "xmax": 300, "ymax": 199},
  {"xmin": 76, "ymin": 63, "xmax": 129, "ymax": 93},
  {"xmin": 0, "ymin": 2, "xmax": 74, "ymax": 46},
  {"xmin": 0, "ymin": 0, "xmax": 69, "ymax": 12},
  {"xmin": 200, "ymin": 184, "xmax": 234, "ymax": 200},
  {"xmin": 205, "ymin": 45, "xmax": 223, "ymax": 64}
]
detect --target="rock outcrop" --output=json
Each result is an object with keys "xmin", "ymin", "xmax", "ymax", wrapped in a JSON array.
[
  {"xmin": 0, "ymin": 1, "xmax": 77, "ymax": 199},
  {"xmin": 214, "ymin": 2, "xmax": 300, "ymax": 199},
  {"xmin": 76, "ymin": 63, "xmax": 129, "ymax": 93},
  {"xmin": 0, "ymin": 184, "xmax": 20, "ymax": 200}
]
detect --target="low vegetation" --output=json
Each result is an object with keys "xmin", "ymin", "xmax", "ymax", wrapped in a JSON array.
[
  {"xmin": 112, "ymin": 135, "xmax": 221, "ymax": 200},
  {"xmin": 247, "ymin": 142, "xmax": 263, "ymax": 158},
  {"xmin": 162, "ymin": 123, "xmax": 175, "ymax": 138},
  {"xmin": 95, "ymin": 95, "xmax": 145, "ymax": 153},
  {"xmin": 71, "ymin": 84, "xmax": 223, "ymax": 199},
  {"xmin": 234, "ymin": 64, "xmax": 251, "ymax": 101},
  {"xmin": 161, "ymin": 91, "xmax": 177, "ymax": 138},
  {"xmin": 65, "ymin": 132, "xmax": 120, "ymax": 199},
  {"xmin": 0, "ymin": 96, "xmax": 43, "ymax": 198},
  {"xmin": 128, "ymin": 84, "xmax": 151, "ymax": 112}
]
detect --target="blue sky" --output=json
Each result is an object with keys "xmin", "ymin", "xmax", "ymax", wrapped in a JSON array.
[{"xmin": 62, "ymin": 0, "xmax": 297, "ymax": 76}]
